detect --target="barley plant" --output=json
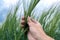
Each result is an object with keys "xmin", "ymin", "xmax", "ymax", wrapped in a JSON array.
[{"xmin": 0, "ymin": 0, "xmax": 60, "ymax": 40}]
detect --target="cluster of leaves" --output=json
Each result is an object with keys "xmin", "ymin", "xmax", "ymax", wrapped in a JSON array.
[
  {"xmin": 0, "ymin": 0, "xmax": 40, "ymax": 40},
  {"xmin": 39, "ymin": 3, "xmax": 60, "ymax": 40},
  {"xmin": 0, "ymin": 0, "xmax": 60, "ymax": 40},
  {"xmin": 0, "ymin": 4, "xmax": 22, "ymax": 40},
  {"xmin": 23, "ymin": 0, "xmax": 40, "ymax": 40}
]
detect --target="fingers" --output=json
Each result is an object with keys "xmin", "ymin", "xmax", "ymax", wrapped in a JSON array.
[
  {"xmin": 27, "ymin": 17, "xmax": 34, "ymax": 26},
  {"xmin": 27, "ymin": 16, "xmax": 39, "ymax": 26},
  {"xmin": 21, "ymin": 20, "xmax": 25, "ymax": 27},
  {"xmin": 21, "ymin": 16, "xmax": 39, "ymax": 27},
  {"xmin": 21, "ymin": 17, "xmax": 25, "ymax": 27},
  {"xmin": 21, "ymin": 20, "xmax": 25, "ymax": 24},
  {"xmin": 27, "ymin": 16, "xmax": 38, "ymax": 23},
  {"xmin": 27, "ymin": 16, "xmax": 32, "ymax": 23},
  {"xmin": 31, "ymin": 19, "xmax": 38, "ymax": 24},
  {"xmin": 22, "ymin": 16, "xmax": 25, "ymax": 20}
]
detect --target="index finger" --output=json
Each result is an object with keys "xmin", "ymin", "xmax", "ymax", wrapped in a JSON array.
[{"xmin": 22, "ymin": 17, "xmax": 25, "ymax": 20}]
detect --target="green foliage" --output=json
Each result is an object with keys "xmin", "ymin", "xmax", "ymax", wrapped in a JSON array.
[
  {"xmin": 39, "ymin": 4, "xmax": 60, "ymax": 40},
  {"xmin": 0, "ymin": 0, "xmax": 60, "ymax": 40},
  {"xmin": 23, "ymin": 0, "xmax": 40, "ymax": 40}
]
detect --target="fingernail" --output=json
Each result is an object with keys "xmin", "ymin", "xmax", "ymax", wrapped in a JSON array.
[
  {"xmin": 28, "ymin": 16, "xmax": 30, "ymax": 19},
  {"xmin": 28, "ymin": 16, "xmax": 29, "ymax": 18}
]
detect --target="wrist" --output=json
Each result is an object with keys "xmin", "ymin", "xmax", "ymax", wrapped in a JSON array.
[
  {"xmin": 36, "ymin": 32, "xmax": 54, "ymax": 40},
  {"xmin": 43, "ymin": 34, "xmax": 54, "ymax": 40},
  {"xmin": 40, "ymin": 33, "xmax": 54, "ymax": 40}
]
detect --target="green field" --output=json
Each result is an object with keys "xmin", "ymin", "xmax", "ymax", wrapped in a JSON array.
[{"xmin": 0, "ymin": 0, "xmax": 60, "ymax": 40}]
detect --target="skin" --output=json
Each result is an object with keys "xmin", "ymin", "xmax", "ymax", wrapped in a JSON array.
[{"xmin": 21, "ymin": 16, "xmax": 54, "ymax": 40}]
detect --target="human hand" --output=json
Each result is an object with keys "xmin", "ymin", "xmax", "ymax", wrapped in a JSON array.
[{"xmin": 21, "ymin": 17, "xmax": 54, "ymax": 40}]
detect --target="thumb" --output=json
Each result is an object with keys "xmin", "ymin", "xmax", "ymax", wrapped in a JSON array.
[
  {"xmin": 27, "ymin": 16, "xmax": 34, "ymax": 26},
  {"xmin": 27, "ymin": 16, "xmax": 32, "ymax": 23},
  {"xmin": 31, "ymin": 19, "xmax": 38, "ymax": 24}
]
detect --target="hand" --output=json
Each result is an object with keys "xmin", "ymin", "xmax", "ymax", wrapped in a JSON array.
[
  {"xmin": 21, "ymin": 17, "xmax": 36, "ymax": 40},
  {"xmin": 21, "ymin": 17, "xmax": 54, "ymax": 40}
]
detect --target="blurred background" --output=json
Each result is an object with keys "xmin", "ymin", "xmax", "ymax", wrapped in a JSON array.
[{"xmin": 0, "ymin": 0, "xmax": 60, "ymax": 24}]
